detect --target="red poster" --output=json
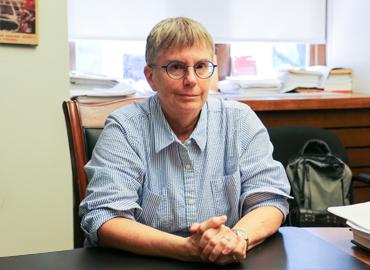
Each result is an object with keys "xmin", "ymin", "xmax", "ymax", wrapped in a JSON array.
[{"xmin": 0, "ymin": 0, "xmax": 38, "ymax": 45}]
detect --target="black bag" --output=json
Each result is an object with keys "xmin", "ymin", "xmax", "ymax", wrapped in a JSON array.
[{"xmin": 286, "ymin": 139, "xmax": 352, "ymax": 226}]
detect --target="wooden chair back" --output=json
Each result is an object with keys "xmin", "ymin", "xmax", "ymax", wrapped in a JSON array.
[{"xmin": 63, "ymin": 97, "xmax": 144, "ymax": 248}]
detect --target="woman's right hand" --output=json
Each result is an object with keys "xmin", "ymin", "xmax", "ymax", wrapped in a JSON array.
[{"xmin": 186, "ymin": 216, "xmax": 247, "ymax": 265}]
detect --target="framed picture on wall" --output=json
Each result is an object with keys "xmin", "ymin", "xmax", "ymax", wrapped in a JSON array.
[{"xmin": 0, "ymin": 0, "xmax": 38, "ymax": 45}]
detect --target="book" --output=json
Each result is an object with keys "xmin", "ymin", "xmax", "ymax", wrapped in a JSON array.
[
  {"xmin": 324, "ymin": 69, "xmax": 352, "ymax": 93},
  {"xmin": 349, "ymin": 221, "xmax": 370, "ymax": 252},
  {"xmin": 328, "ymin": 202, "xmax": 370, "ymax": 250},
  {"xmin": 330, "ymin": 68, "xmax": 353, "ymax": 75},
  {"xmin": 279, "ymin": 68, "xmax": 324, "ymax": 93},
  {"xmin": 279, "ymin": 67, "xmax": 353, "ymax": 93}
]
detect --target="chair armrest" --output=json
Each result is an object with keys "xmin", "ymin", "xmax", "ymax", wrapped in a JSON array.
[{"xmin": 352, "ymin": 173, "xmax": 370, "ymax": 185}]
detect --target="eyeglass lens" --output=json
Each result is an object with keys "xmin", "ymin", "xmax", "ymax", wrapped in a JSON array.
[{"xmin": 166, "ymin": 61, "xmax": 215, "ymax": 79}]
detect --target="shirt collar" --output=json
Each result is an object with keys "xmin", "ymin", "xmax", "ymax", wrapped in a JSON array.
[
  {"xmin": 151, "ymin": 95, "xmax": 208, "ymax": 153},
  {"xmin": 151, "ymin": 95, "xmax": 176, "ymax": 153}
]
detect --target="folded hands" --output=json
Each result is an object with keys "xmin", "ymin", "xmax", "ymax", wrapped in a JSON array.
[{"xmin": 186, "ymin": 216, "xmax": 247, "ymax": 265}]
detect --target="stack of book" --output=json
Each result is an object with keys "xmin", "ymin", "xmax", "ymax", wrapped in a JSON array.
[
  {"xmin": 324, "ymin": 68, "xmax": 352, "ymax": 93},
  {"xmin": 279, "ymin": 67, "xmax": 353, "ymax": 94},
  {"xmin": 328, "ymin": 202, "xmax": 370, "ymax": 251},
  {"xmin": 279, "ymin": 69, "xmax": 323, "ymax": 93}
]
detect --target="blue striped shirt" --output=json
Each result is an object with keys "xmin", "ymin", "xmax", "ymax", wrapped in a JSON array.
[{"xmin": 80, "ymin": 94, "xmax": 291, "ymax": 246}]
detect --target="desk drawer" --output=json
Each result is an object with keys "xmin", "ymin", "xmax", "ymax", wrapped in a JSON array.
[
  {"xmin": 257, "ymin": 109, "xmax": 370, "ymax": 128},
  {"xmin": 347, "ymin": 148, "xmax": 370, "ymax": 167},
  {"xmin": 332, "ymin": 128, "xmax": 370, "ymax": 147},
  {"xmin": 352, "ymin": 184, "xmax": 370, "ymax": 203}
]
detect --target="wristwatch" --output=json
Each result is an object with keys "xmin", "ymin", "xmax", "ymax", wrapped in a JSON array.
[{"xmin": 232, "ymin": 229, "xmax": 249, "ymax": 248}]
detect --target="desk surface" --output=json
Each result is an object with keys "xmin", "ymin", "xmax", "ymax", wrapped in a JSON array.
[
  {"xmin": 234, "ymin": 92, "xmax": 370, "ymax": 111},
  {"xmin": 304, "ymin": 227, "xmax": 370, "ymax": 266},
  {"xmin": 1, "ymin": 227, "xmax": 369, "ymax": 270}
]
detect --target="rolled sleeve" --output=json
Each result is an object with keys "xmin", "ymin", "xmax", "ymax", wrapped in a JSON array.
[
  {"xmin": 240, "ymin": 192, "xmax": 291, "ymax": 219},
  {"xmin": 79, "ymin": 116, "xmax": 146, "ymax": 246},
  {"xmin": 80, "ymin": 208, "xmax": 137, "ymax": 246}
]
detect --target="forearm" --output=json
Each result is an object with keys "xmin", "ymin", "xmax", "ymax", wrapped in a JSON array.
[
  {"xmin": 98, "ymin": 217, "xmax": 196, "ymax": 261},
  {"xmin": 233, "ymin": 206, "xmax": 283, "ymax": 250}
]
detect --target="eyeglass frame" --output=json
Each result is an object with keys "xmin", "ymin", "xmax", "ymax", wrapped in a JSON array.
[{"xmin": 148, "ymin": 60, "xmax": 218, "ymax": 80}]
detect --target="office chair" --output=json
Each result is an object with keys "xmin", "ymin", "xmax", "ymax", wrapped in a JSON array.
[
  {"xmin": 268, "ymin": 126, "xmax": 349, "ymax": 168},
  {"xmin": 63, "ymin": 97, "xmax": 144, "ymax": 248},
  {"xmin": 267, "ymin": 125, "xmax": 370, "ymax": 225}
]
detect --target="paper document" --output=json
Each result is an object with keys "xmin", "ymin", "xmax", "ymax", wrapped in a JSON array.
[
  {"xmin": 328, "ymin": 202, "xmax": 370, "ymax": 230},
  {"xmin": 347, "ymin": 221, "xmax": 370, "ymax": 234},
  {"xmin": 70, "ymin": 72, "xmax": 118, "ymax": 88},
  {"xmin": 70, "ymin": 81, "xmax": 136, "ymax": 98}
]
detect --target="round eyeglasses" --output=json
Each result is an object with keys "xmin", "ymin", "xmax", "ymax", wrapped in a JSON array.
[{"xmin": 148, "ymin": 60, "xmax": 217, "ymax": 80}]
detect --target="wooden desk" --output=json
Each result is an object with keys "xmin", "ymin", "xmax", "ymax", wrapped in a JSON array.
[
  {"xmin": 237, "ymin": 93, "xmax": 370, "ymax": 203},
  {"xmin": 0, "ymin": 227, "xmax": 368, "ymax": 270}
]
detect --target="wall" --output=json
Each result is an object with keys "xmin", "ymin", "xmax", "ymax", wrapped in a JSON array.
[
  {"xmin": 327, "ymin": 0, "xmax": 370, "ymax": 93},
  {"xmin": 0, "ymin": 1, "xmax": 72, "ymax": 256}
]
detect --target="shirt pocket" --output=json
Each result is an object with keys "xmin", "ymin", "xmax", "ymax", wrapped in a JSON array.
[
  {"xmin": 139, "ymin": 186, "xmax": 170, "ymax": 230},
  {"xmin": 210, "ymin": 171, "xmax": 241, "ymax": 224}
]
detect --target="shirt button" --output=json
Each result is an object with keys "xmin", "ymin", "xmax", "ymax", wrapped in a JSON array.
[
  {"xmin": 185, "ymin": 164, "xmax": 192, "ymax": 170},
  {"xmin": 188, "ymin": 199, "xmax": 195, "ymax": 205},
  {"xmin": 184, "ymin": 140, "xmax": 191, "ymax": 145}
]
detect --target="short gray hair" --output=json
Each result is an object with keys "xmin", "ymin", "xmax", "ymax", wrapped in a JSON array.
[{"xmin": 145, "ymin": 17, "xmax": 215, "ymax": 64}]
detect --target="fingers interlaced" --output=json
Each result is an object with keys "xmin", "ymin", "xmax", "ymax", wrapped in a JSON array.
[
  {"xmin": 201, "ymin": 226, "xmax": 241, "ymax": 263},
  {"xmin": 189, "ymin": 216, "xmax": 247, "ymax": 264},
  {"xmin": 197, "ymin": 215, "xmax": 227, "ymax": 234}
]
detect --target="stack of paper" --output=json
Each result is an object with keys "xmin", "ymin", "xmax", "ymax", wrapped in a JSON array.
[
  {"xmin": 70, "ymin": 81, "xmax": 136, "ymax": 97},
  {"xmin": 328, "ymin": 202, "xmax": 370, "ymax": 251},
  {"xmin": 70, "ymin": 72, "xmax": 137, "ymax": 102},
  {"xmin": 219, "ymin": 76, "xmax": 281, "ymax": 95},
  {"xmin": 70, "ymin": 73, "xmax": 119, "ymax": 89}
]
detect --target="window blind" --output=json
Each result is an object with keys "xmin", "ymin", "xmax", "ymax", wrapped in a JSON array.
[{"xmin": 68, "ymin": 0, "xmax": 326, "ymax": 43}]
